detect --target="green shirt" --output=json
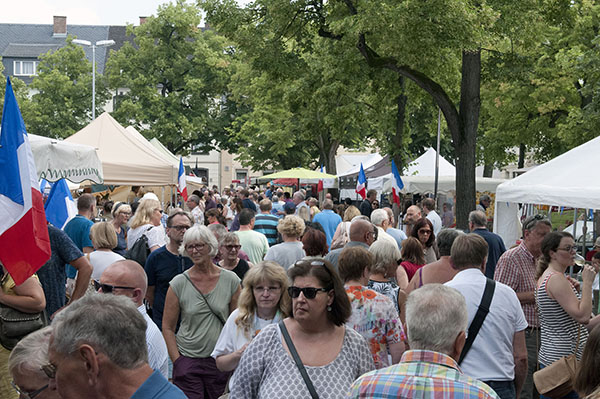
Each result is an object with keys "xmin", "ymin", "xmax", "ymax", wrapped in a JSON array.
[
  {"xmin": 234, "ymin": 230, "xmax": 269, "ymax": 264},
  {"xmin": 170, "ymin": 269, "xmax": 240, "ymax": 358}
]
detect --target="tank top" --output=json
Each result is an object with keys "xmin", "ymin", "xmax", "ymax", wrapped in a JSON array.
[{"xmin": 537, "ymin": 272, "xmax": 588, "ymax": 366}]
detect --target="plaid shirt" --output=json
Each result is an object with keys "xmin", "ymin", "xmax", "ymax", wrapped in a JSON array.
[
  {"xmin": 494, "ymin": 242, "xmax": 538, "ymax": 327},
  {"xmin": 347, "ymin": 350, "xmax": 499, "ymax": 399}
]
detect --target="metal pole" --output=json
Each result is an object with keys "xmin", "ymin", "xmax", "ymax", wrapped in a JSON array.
[
  {"xmin": 434, "ymin": 107, "xmax": 441, "ymax": 202},
  {"xmin": 92, "ymin": 45, "xmax": 96, "ymax": 120}
]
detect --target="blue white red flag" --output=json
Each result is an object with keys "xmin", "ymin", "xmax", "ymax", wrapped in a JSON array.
[
  {"xmin": 44, "ymin": 178, "xmax": 77, "ymax": 229},
  {"xmin": 178, "ymin": 157, "xmax": 188, "ymax": 201},
  {"xmin": 317, "ymin": 164, "xmax": 324, "ymax": 193},
  {"xmin": 0, "ymin": 77, "xmax": 51, "ymax": 284},
  {"xmin": 391, "ymin": 160, "xmax": 405, "ymax": 206},
  {"xmin": 356, "ymin": 163, "xmax": 367, "ymax": 199}
]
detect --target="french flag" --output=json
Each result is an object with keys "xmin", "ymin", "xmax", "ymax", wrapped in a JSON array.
[
  {"xmin": 44, "ymin": 179, "xmax": 77, "ymax": 229},
  {"xmin": 355, "ymin": 163, "xmax": 367, "ymax": 199},
  {"xmin": 0, "ymin": 78, "xmax": 51, "ymax": 285},
  {"xmin": 178, "ymin": 157, "xmax": 188, "ymax": 201},
  {"xmin": 317, "ymin": 165, "xmax": 324, "ymax": 193},
  {"xmin": 391, "ymin": 159, "xmax": 405, "ymax": 206}
]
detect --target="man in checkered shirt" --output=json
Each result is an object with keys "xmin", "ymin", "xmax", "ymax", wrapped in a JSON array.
[{"xmin": 494, "ymin": 215, "xmax": 551, "ymax": 399}]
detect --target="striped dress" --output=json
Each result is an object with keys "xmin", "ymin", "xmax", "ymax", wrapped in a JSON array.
[{"xmin": 537, "ymin": 272, "xmax": 588, "ymax": 366}]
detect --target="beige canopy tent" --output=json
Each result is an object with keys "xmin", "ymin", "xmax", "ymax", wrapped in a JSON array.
[{"xmin": 65, "ymin": 113, "xmax": 178, "ymax": 186}]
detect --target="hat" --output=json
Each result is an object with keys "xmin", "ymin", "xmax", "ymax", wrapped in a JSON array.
[
  {"xmin": 594, "ymin": 237, "xmax": 600, "ymax": 248},
  {"xmin": 284, "ymin": 202, "xmax": 296, "ymax": 212},
  {"xmin": 140, "ymin": 192, "xmax": 159, "ymax": 202}
]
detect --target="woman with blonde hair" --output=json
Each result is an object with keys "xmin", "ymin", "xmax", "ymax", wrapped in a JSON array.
[
  {"xmin": 211, "ymin": 261, "xmax": 290, "ymax": 390},
  {"xmin": 264, "ymin": 216, "xmax": 305, "ymax": 270},
  {"xmin": 111, "ymin": 202, "xmax": 131, "ymax": 256},
  {"xmin": 330, "ymin": 205, "xmax": 360, "ymax": 250},
  {"xmin": 89, "ymin": 222, "xmax": 124, "ymax": 282},
  {"xmin": 127, "ymin": 198, "xmax": 166, "ymax": 253}
]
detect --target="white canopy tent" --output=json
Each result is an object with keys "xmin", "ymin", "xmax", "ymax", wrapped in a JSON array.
[
  {"xmin": 373, "ymin": 175, "xmax": 505, "ymax": 195},
  {"xmin": 125, "ymin": 126, "xmax": 179, "ymax": 170},
  {"xmin": 149, "ymin": 137, "xmax": 180, "ymax": 164},
  {"xmin": 494, "ymin": 134, "xmax": 600, "ymax": 247},
  {"xmin": 28, "ymin": 133, "xmax": 103, "ymax": 184},
  {"xmin": 65, "ymin": 113, "xmax": 178, "ymax": 186}
]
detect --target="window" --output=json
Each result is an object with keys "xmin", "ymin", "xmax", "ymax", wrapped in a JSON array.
[{"xmin": 13, "ymin": 60, "xmax": 38, "ymax": 76}]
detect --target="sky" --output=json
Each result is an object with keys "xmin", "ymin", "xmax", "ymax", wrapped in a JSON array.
[{"xmin": 2, "ymin": 0, "xmax": 190, "ymax": 26}]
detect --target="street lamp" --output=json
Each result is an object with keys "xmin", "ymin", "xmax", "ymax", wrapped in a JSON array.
[{"xmin": 72, "ymin": 39, "xmax": 115, "ymax": 120}]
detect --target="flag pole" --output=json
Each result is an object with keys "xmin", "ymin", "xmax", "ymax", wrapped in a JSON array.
[{"xmin": 434, "ymin": 107, "xmax": 441, "ymax": 202}]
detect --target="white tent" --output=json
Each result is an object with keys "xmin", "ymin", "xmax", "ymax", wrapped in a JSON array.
[
  {"xmin": 28, "ymin": 134, "xmax": 103, "ymax": 184},
  {"xmin": 336, "ymin": 153, "xmax": 383, "ymax": 176},
  {"xmin": 149, "ymin": 137, "xmax": 180, "ymax": 164},
  {"xmin": 125, "ymin": 126, "xmax": 179, "ymax": 169},
  {"xmin": 494, "ymin": 135, "xmax": 600, "ymax": 247},
  {"xmin": 65, "ymin": 113, "xmax": 178, "ymax": 186},
  {"xmin": 374, "ymin": 175, "xmax": 505, "ymax": 195}
]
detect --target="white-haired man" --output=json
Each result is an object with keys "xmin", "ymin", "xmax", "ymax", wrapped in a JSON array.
[
  {"xmin": 371, "ymin": 209, "xmax": 399, "ymax": 250},
  {"xmin": 348, "ymin": 284, "xmax": 499, "ymax": 398}
]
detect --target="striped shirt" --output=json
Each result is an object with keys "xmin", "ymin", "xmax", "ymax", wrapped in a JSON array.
[
  {"xmin": 254, "ymin": 213, "xmax": 279, "ymax": 246},
  {"xmin": 494, "ymin": 242, "xmax": 538, "ymax": 327},
  {"xmin": 347, "ymin": 350, "xmax": 499, "ymax": 399},
  {"xmin": 536, "ymin": 272, "xmax": 588, "ymax": 366}
]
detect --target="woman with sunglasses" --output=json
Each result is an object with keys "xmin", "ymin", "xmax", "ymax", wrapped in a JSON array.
[
  {"xmin": 211, "ymin": 261, "xmax": 290, "ymax": 392},
  {"xmin": 163, "ymin": 225, "xmax": 241, "ymax": 399},
  {"xmin": 217, "ymin": 233, "xmax": 251, "ymax": 281},
  {"xmin": 127, "ymin": 198, "xmax": 166, "ymax": 253},
  {"xmin": 230, "ymin": 258, "xmax": 374, "ymax": 398},
  {"xmin": 536, "ymin": 232, "xmax": 600, "ymax": 398},
  {"xmin": 409, "ymin": 217, "xmax": 439, "ymax": 264},
  {"xmin": 110, "ymin": 202, "xmax": 131, "ymax": 256},
  {"xmin": 8, "ymin": 327, "xmax": 58, "ymax": 399}
]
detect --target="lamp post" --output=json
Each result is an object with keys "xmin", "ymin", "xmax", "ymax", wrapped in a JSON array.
[{"xmin": 72, "ymin": 39, "xmax": 115, "ymax": 120}]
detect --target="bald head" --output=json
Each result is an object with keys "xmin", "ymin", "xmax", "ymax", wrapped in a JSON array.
[
  {"xmin": 349, "ymin": 219, "xmax": 373, "ymax": 244},
  {"xmin": 100, "ymin": 260, "xmax": 148, "ymax": 306},
  {"xmin": 404, "ymin": 205, "xmax": 422, "ymax": 226}
]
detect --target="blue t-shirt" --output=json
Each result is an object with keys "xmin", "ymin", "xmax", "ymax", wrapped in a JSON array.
[
  {"xmin": 131, "ymin": 370, "xmax": 186, "ymax": 399},
  {"xmin": 312, "ymin": 209, "xmax": 342, "ymax": 248},
  {"xmin": 63, "ymin": 215, "xmax": 93, "ymax": 278},
  {"xmin": 113, "ymin": 226, "xmax": 128, "ymax": 257},
  {"xmin": 144, "ymin": 246, "xmax": 193, "ymax": 330},
  {"xmin": 472, "ymin": 228, "xmax": 507, "ymax": 279},
  {"xmin": 37, "ymin": 225, "xmax": 83, "ymax": 317}
]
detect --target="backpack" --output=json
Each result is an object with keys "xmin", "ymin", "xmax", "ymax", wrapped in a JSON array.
[
  {"xmin": 330, "ymin": 222, "xmax": 350, "ymax": 250},
  {"xmin": 125, "ymin": 226, "xmax": 153, "ymax": 267}
]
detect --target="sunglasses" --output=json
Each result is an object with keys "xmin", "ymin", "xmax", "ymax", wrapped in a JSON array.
[
  {"xmin": 93, "ymin": 281, "xmax": 136, "ymax": 294},
  {"xmin": 288, "ymin": 286, "xmax": 329, "ymax": 299},
  {"xmin": 418, "ymin": 229, "xmax": 432, "ymax": 235}
]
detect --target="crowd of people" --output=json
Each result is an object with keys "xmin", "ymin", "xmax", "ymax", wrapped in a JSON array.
[{"xmin": 2, "ymin": 185, "xmax": 600, "ymax": 399}]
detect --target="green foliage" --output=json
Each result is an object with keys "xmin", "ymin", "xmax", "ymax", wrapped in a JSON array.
[
  {"xmin": 24, "ymin": 38, "xmax": 110, "ymax": 138},
  {"xmin": 106, "ymin": 1, "xmax": 234, "ymax": 154},
  {"xmin": 0, "ymin": 60, "xmax": 31, "ymax": 121}
]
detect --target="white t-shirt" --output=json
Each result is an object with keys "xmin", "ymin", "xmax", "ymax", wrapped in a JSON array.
[
  {"xmin": 127, "ymin": 224, "xmax": 166, "ymax": 250},
  {"xmin": 89, "ymin": 251, "xmax": 124, "ymax": 282},
  {"xmin": 212, "ymin": 308, "xmax": 282, "ymax": 390},
  {"xmin": 445, "ymin": 268, "xmax": 528, "ymax": 381},
  {"xmin": 138, "ymin": 304, "xmax": 169, "ymax": 379},
  {"xmin": 426, "ymin": 210, "xmax": 443, "ymax": 236}
]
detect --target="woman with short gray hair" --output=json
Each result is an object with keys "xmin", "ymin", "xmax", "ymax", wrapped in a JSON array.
[
  {"xmin": 368, "ymin": 240, "xmax": 405, "ymax": 312},
  {"xmin": 163, "ymin": 225, "xmax": 241, "ymax": 399},
  {"xmin": 8, "ymin": 327, "xmax": 57, "ymax": 399}
]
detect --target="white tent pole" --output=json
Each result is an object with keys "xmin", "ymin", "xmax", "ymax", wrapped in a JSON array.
[{"xmin": 434, "ymin": 108, "xmax": 441, "ymax": 202}]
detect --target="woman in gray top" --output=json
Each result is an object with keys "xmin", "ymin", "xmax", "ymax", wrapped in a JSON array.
[
  {"xmin": 163, "ymin": 225, "xmax": 241, "ymax": 399},
  {"xmin": 231, "ymin": 258, "xmax": 374, "ymax": 398},
  {"xmin": 265, "ymin": 216, "xmax": 306, "ymax": 270}
]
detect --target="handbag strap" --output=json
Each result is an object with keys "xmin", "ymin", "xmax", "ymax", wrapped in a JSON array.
[
  {"xmin": 183, "ymin": 272, "xmax": 226, "ymax": 325},
  {"xmin": 459, "ymin": 278, "xmax": 496, "ymax": 364},
  {"xmin": 279, "ymin": 321, "xmax": 319, "ymax": 399}
]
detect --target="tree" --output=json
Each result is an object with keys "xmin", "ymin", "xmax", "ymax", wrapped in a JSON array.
[
  {"xmin": 24, "ymin": 38, "xmax": 110, "ymax": 138},
  {"xmin": 106, "ymin": 1, "xmax": 234, "ymax": 154},
  {"xmin": 0, "ymin": 60, "xmax": 32, "ymax": 122}
]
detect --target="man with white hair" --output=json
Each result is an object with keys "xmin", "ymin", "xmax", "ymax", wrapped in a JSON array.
[
  {"xmin": 99, "ymin": 260, "xmax": 169, "ymax": 379},
  {"xmin": 348, "ymin": 284, "xmax": 499, "ymax": 398},
  {"xmin": 47, "ymin": 293, "xmax": 185, "ymax": 398},
  {"xmin": 371, "ymin": 209, "xmax": 399, "ymax": 250},
  {"xmin": 292, "ymin": 191, "xmax": 309, "ymax": 216},
  {"xmin": 186, "ymin": 194, "xmax": 204, "ymax": 226}
]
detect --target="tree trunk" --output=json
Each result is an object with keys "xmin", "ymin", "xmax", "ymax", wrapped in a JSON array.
[
  {"xmin": 392, "ymin": 76, "xmax": 407, "ymax": 169},
  {"xmin": 518, "ymin": 143, "xmax": 525, "ymax": 169},
  {"xmin": 454, "ymin": 49, "xmax": 480, "ymax": 230},
  {"xmin": 483, "ymin": 163, "xmax": 493, "ymax": 177}
]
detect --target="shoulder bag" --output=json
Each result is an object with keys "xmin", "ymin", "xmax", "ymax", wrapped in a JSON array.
[
  {"xmin": 125, "ymin": 226, "xmax": 153, "ymax": 267},
  {"xmin": 183, "ymin": 272, "xmax": 226, "ymax": 325},
  {"xmin": 279, "ymin": 320, "xmax": 319, "ymax": 399},
  {"xmin": 533, "ymin": 325, "xmax": 581, "ymax": 398},
  {"xmin": 459, "ymin": 278, "xmax": 496, "ymax": 364}
]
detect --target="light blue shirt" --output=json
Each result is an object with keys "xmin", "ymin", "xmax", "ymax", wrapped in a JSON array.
[{"xmin": 312, "ymin": 209, "xmax": 342, "ymax": 248}]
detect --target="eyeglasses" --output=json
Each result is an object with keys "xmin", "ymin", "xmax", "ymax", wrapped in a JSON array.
[
  {"xmin": 119, "ymin": 211, "xmax": 132, "ymax": 216},
  {"xmin": 418, "ymin": 229, "xmax": 432, "ymax": 235},
  {"xmin": 154, "ymin": 208, "xmax": 164, "ymax": 214},
  {"xmin": 288, "ymin": 286, "xmax": 329, "ymax": 299},
  {"xmin": 11, "ymin": 380, "xmax": 48, "ymax": 399},
  {"xmin": 224, "ymin": 244, "xmax": 241, "ymax": 251},
  {"xmin": 254, "ymin": 286, "xmax": 281, "ymax": 294},
  {"xmin": 170, "ymin": 225, "xmax": 190, "ymax": 231},
  {"xmin": 41, "ymin": 362, "xmax": 56, "ymax": 379},
  {"xmin": 557, "ymin": 245, "xmax": 577, "ymax": 253},
  {"xmin": 186, "ymin": 243, "xmax": 206, "ymax": 252},
  {"xmin": 93, "ymin": 281, "xmax": 136, "ymax": 293}
]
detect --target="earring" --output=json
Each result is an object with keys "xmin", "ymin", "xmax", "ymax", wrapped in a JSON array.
[{"xmin": 327, "ymin": 306, "xmax": 332, "ymax": 312}]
